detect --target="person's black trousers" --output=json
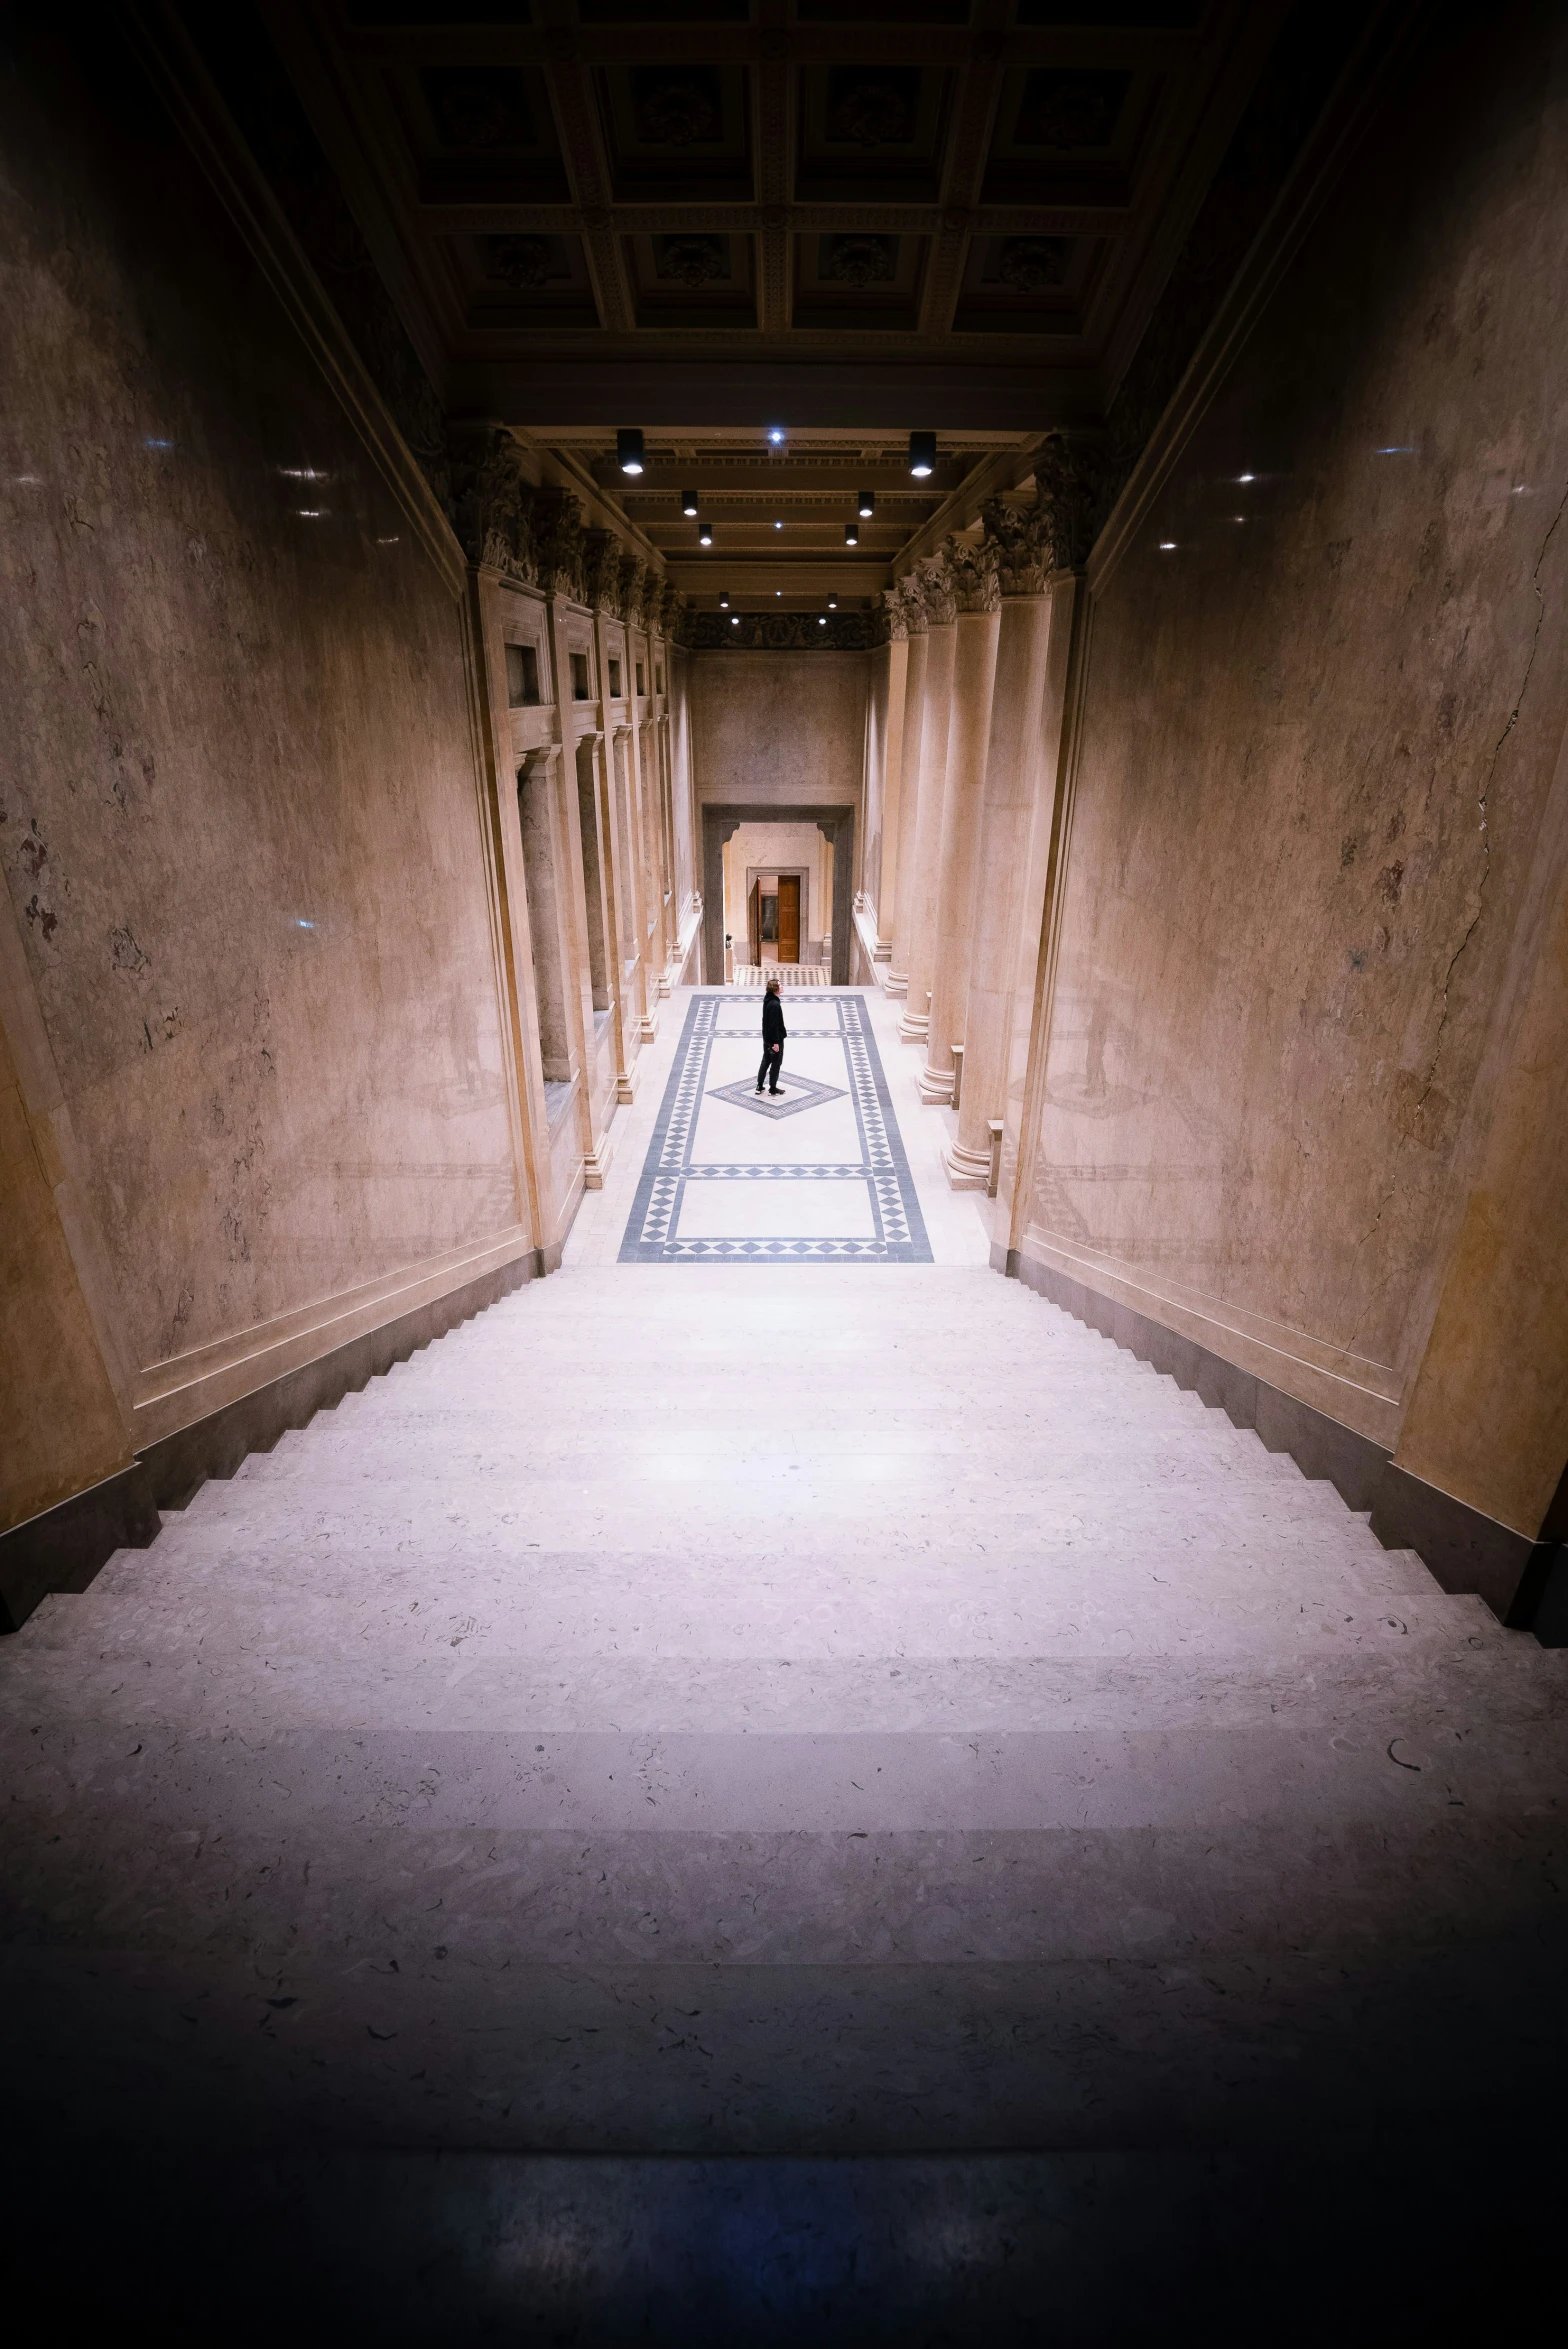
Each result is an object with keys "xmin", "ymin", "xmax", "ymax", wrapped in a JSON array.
[{"xmin": 756, "ymin": 1044, "xmax": 782, "ymax": 1094}]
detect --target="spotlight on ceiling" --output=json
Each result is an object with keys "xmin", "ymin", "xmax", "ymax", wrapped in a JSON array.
[
  {"xmin": 776, "ymin": 589, "xmax": 782, "ymax": 597},
  {"xmin": 828, "ymin": 597, "xmax": 837, "ymax": 609},
  {"xmin": 858, "ymin": 489, "xmax": 875, "ymax": 518},
  {"xmin": 719, "ymin": 591, "xmax": 730, "ymax": 608},
  {"xmin": 767, "ymin": 426, "xmax": 786, "ymax": 446},
  {"xmin": 818, "ymin": 616, "xmax": 827, "ymax": 627},
  {"xmin": 617, "ymin": 427, "xmax": 645, "ymax": 476},
  {"xmin": 731, "ymin": 615, "xmax": 740, "ymax": 625},
  {"xmin": 697, "ymin": 520, "xmax": 713, "ymax": 546},
  {"xmin": 681, "ymin": 488, "xmax": 698, "ymax": 516},
  {"xmin": 908, "ymin": 431, "xmax": 936, "ymax": 479},
  {"xmin": 845, "ymin": 522, "xmax": 859, "ymax": 546},
  {"xmin": 774, "ymin": 519, "xmax": 783, "ymax": 530}
]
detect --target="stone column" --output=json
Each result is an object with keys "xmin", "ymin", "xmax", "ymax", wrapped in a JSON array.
[
  {"xmin": 947, "ymin": 508, "xmax": 1058, "ymax": 1185},
  {"xmin": 897, "ymin": 558, "xmax": 957, "ymax": 1043},
  {"xmin": 918, "ymin": 541, "xmax": 1002, "ymax": 1103},
  {"xmin": 884, "ymin": 579, "xmax": 928, "ymax": 998}
]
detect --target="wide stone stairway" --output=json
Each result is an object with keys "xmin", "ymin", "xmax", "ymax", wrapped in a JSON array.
[{"xmin": 5, "ymin": 1262, "xmax": 1567, "ymax": 2341}]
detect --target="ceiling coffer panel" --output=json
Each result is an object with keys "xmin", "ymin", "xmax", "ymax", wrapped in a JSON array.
[{"xmin": 595, "ymin": 63, "xmax": 754, "ymax": 203}]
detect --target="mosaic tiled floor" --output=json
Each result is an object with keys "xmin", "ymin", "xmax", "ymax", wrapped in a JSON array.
[
  {"xmin": 731, "ymin": 964, "xmax": 829, "ymax": 988},
  {"xmin": 619, "ymin": 991, "xmax": 932, "ymax": 1262}
]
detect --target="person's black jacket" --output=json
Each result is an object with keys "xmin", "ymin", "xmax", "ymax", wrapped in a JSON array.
[{"xmin": 762, "ymin": 991, "xmax": 787, "ymax": 1047}]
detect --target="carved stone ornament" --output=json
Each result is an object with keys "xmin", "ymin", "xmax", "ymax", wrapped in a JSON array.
[
  {"xmin": 894, "ymin": 573, "xmax": 928, "ymax": 634},
  {"xmin": 531, "ymin": 486, "xmax": 587, "ymax": 603},
  {"xmin": 657, "ymin": 579, "xmax": 684, "ymax": 638},
  {"xmin": 620, "ymin": 555, "xmax": 650, "ymax": 628},
  {"xmin": 979, "ymin": 496, "xmax": 1056, "ymax": 598},
  {"xmin": 946, "ymin": 535, "xmax": 1001, "ymax": 614},
  {"xmin": 1032, "ymin": 434, "xmax": 1118, "ymax": 572},
  {"xmin": 446, "ymin": 424, "xmax": 537, "ymax": 581},
  {"xmin": 917, "ymin": 552, "xmax": 957, "ymax": 629},
  {"xmin": 879, "ymin": 586, "xmax": 909, "ymax": 642},
  {"xmin": 582, "ymin": 530, "xmax": 624, "ymax": 615}
]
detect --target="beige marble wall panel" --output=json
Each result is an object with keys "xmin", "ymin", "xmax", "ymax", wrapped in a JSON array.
[
  {"xmin": 0, "ymin": 35, "xmax": 519, "ymax": 1392},
  {"xmin": 691, "ymin": 653, "xmax": 868, "ymax": 807},
  {"xmin": 1023, "ymin": 3, "xmax": 1568, "ymax": 1444}
]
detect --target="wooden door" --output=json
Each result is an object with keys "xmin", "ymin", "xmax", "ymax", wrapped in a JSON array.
[
  {"xmin": 778, "ymin": 874, "xmax": 800, "ymax": 963},
  {"xmin": 747, "ymin": 879, "xmax": 761, "ymax": 966}
]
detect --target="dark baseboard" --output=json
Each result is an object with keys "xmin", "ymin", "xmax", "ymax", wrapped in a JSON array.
[
  {"xmin": 998, "ymin": 1242, "xmax": 1552, "ymax": 1632},
  {"xmin": 0, "ymin": 1242, "xmax": 553, "ymax": 1633}
]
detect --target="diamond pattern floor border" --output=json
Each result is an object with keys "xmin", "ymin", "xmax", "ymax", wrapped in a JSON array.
[{"xmin": 619, "ymin": 991, "xmax": 933, "ymax": 1264}]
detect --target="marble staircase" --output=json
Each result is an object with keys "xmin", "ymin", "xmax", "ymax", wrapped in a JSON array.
[{"xmin": 4, "ymin": 1262, "xmax": 1566, "ymax": 2340}]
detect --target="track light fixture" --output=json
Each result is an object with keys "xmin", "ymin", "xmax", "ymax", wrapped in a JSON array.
[
  {"xmin": 908, "ymin": 431, "xmax": 936, "ymax": 479},
  {"xmin": 719, "ymin": 590, "xmax": 730, "ymax": 607},
  {"xmin": 697, "ymin": 520, "xmax": 713, "ymax": 547},
  {"xmin": 858, "ymin": 489, "xmax": 875, "ymax": 518},
  {"xmin": 828, "ymin": 597, "xmax": 837, "ymax": 609},
  {"xmin": 681, "ymin": 489, "xmax": 698, "ymax": 516},
  {"xmin": 617, "ymin": 427, "xmax": 645, "ymax": 476},
  {"xmin": 844, "ymin": 522, "xmax": 859, "ymax": 546}
]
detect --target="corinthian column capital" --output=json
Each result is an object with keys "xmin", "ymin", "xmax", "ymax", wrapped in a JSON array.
[
  {"xmin": 916, "ymin": 551, "xmax": 957, "ymax": 628},
  {"xmin": 947, "ymin": 536, "xmax": 1001, "ymax": 614}
]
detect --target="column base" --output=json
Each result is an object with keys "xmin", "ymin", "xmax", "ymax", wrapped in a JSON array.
[
  {"xmin": 615, "ymin": 1058, "xmax": 642, "ymax": 1105},
  {"xmin": 944, "ymin": 1137, "xmax": 992, "ymax": 1191},
  {"xmin": 638, "ymin": 1009, "xmax": 660, "ymax": 1041},
  {"xmin": 917, "ymin": 1061, "xmax": 955, "ymax": 1105},
  {"xmin": 582, "ymin": 1129, "xmax": 616, "ymax": 1190},
  {"xmin": 897, "ymin": 1006, "xmax": 929, "ymax": 1041},
  {"xmin": 885, "ymin": 969, "xmax": 909, "ymax": 998}
]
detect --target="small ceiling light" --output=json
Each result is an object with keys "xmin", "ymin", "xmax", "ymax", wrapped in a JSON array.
[
  {"xmin": 767, "ymin": 426, "xmax": 786, "ymax": 446},
  {"xmin": 697, "ymin": 520, "xmax": 714, "ymax": 546},
  {"xmin": 858, "ymin": 489, "xmax": 875, "ymax": 518},
  {"xmin": 776, "ymin": 589, "xmax": 782, "ymax": 597},
  {"xmin": 1158, "ymin": 541, "xmax": 1176, "ymax": 551},
  {"xmin": 731, "ymin": 615, "xmax": 740, "ymax": 626},
  {"xmin": 845, "ymin": 522, "xmax": 859, "ymax": 546},
  {"xmin": 1237, "ymin": 473, "xmax": 1255, "ymax": 484},
  {"xmin": 828, "ymin": 596, "xmax": 837, "ymax": 609},
  {"xmin": 719, "ymin": 590, "xmax": 730, "ymax": 607},
  {"xmin": 617, "ymin": 427, "xmax": 645, "ymax": 476},
  {"xmin": 774, "ymin": 518, "xmax": 784, "ymax": 530},
  {"xmin": 818, "ymin": 616, "xmax": 827, "ymax": 626},
  {"xmin": 681, "ymin": 488, "xmax": 698, "ymax": 516},
  {"xmin": 908, "ymin": 431, "xmax": 936, "ymax": 479}
]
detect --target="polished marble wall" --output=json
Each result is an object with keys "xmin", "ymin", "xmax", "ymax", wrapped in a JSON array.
[
  {"xmin": 1018, "ymin": 0, "xmax": 1568, "ymax": 1530},
  {"xmin": 690, "ymin": 652, "xmax": 868, "ymax": 809},
  {"xmin": 0, "ymin": 25, "xmax": 521, "ymax": 1526}
]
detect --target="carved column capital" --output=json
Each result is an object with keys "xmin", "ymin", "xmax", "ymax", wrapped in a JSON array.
[
  {"xmin": 916, "ymin": 551, "xmax": 957, "ymax": 628},
  {"xmin": 447, "ymin": 424, "xmax": 537, "ymax": 581},
  {"xmin": 947, "ymin": 536, "xmax": 1001, "ymax": 614},
  {"xmin": 1030, "ymin": 433, "xmax": 1119, "ymax": 573},
  {"xmin": 878, "ymin": 586, "xmax": 909, "ymax": 642},
  {"xmin": 583, "ymin": 530, "xmax": 624, "ymax": 616},
  {"xmin": 532, "ymin": 486, "xmax": 587, "ymax": 603}
]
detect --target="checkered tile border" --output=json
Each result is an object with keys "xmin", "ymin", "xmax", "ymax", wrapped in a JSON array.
[{"xmin": 618, "ymin": 991, "xmax": 932, "ymax": 1265}]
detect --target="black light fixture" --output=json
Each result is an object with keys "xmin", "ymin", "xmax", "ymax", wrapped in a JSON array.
[
  {"xmin": 844, "ymin": 521, "xmax": 859, "ymax": 546},
  {"xmin": 858, "ymin": 489, "xmax": 875, "ymax": 518},
  {"xmin": 617, "ymin": 427, "xmax": 645, "ymax": 476},
  {"xmin": 908, "ymin": 430, "xmax": 936, "ymax": 479},
  {"xmin": 681, "ymin": 488, "xmax": 698, "ymax": 516},
  {"xmin": 719, "ymin": 590, "xmax": 730, "ymax": 607},
  {"xmin": 697, "ymin": 519, "xmax": 714, "ymax": 547}
]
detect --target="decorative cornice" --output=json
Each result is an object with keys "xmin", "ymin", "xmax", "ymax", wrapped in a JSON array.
[{"xmin": 947, "ymin": 536, "xmax": 1001, "ymax": 614}]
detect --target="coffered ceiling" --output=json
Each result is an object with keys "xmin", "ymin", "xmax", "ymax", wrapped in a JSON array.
[{"xmin": 216, "ymin": 1, "xmax": 1393, "ymax": 604}]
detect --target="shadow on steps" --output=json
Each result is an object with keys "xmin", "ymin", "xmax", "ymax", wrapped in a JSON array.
[{"xmin": 6, "ymin": 2120, "xmax": 1560, "ymax": 2346}]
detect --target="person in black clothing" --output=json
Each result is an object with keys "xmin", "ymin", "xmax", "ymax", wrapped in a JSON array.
[{"xmin": 757, "ymin": 978, "xmax": 786, "ymax": 1095}]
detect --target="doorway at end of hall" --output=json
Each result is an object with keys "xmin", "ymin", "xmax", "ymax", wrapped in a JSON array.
[{"xmin": 746, "ymin": 871, "xmax": 801, "ymax": 966}]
